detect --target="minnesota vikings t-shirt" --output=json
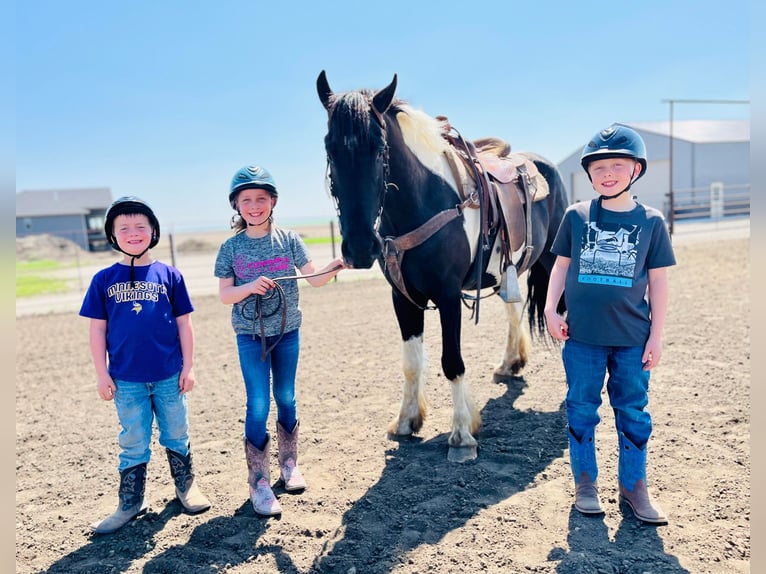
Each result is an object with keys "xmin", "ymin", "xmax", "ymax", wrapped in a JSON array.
[
  {"xmin": 214, "ymin": 227, "xmax": 310, "ymax": 337},
  {"xmin": 551, "ymin": 200, "xmax": 676, "ymax": 347},
  {"xmin": 79, "ymin": 260, "xmax": 194, "ymax": 382}
]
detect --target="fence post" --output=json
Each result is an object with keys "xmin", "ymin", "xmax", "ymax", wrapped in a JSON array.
[
  {"xmin": 710, "ymin": 182, "xmax": 724, "ymax": 219},
  {"xmin": 169, "ymin": 232, "xmax": 177, "ymax": 267}
]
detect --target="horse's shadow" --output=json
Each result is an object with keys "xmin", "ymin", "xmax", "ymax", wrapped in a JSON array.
[
  {"xmin": 311, "ymin": 375, "xmax": 569, "ymax": 573},
  {"xmin": 549, "ymin": 507, "xmax": 690, "ymax": 573},
  {"xmin": 41, "ymin": 501, "xmax": 184, "ymax": 574}
]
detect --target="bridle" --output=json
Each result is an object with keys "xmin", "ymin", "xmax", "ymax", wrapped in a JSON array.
[{"xmin": 324, "ymin": 97, "xmax": 391, "ymax": 247}]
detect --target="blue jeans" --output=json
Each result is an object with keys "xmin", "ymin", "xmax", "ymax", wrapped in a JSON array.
[
  {"xmin": 113, "ymin": 372, "xmax": 189, "ymax": 471},
  {"xmin": 562, "ymin": 339, "xmax": 652, "ymax": 449},
  {"xmin": 236, "ymin": 328, "xmax": 300, "ymax": 449}
]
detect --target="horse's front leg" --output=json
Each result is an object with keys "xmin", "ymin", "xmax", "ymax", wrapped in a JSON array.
[
  {"xmin": 439, "ymin": 297, "xmax": 480, "ymax": 463},
  {"xmin": 388, "ymin": 295, "xmax": 427, "ymax": 437},
  {"xmin": 494, "ymin": 298, "xmax": 531, "ymax": 378}
]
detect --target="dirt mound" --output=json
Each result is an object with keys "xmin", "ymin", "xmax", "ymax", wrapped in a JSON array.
[{"xmin": 16, "ymin": 234, "xmax": 85, "ymax": 261}]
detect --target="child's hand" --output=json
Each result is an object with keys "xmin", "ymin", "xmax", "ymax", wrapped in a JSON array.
[
  {"xmin": 179, "ymin": 367, "xmax": 196, "ymax": 394},
  {"xmin": 545, "ymin": 310, "xmax": 569, "ymax": 341},
  {"xmin": 250, "ymin": 276, "xmax": 276, "ymax": 295},
  {"xmin": 97, "ymin": 375, "xmax": 115, "ymax": 401}
]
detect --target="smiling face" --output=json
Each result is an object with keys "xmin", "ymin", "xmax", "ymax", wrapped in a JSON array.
[
  {"xmin": 235, "ymin": 187, "xmax": 276, "ymax": 228},
  {"xmin": 587, "ymin": 156, "xmax": 641, "ymax": 198},
  {"xmin": 112, "ymin": 213, "xmax": 154, "ymax": 256}
]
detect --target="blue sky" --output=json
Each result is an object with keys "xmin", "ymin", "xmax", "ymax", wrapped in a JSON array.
[{"xmin": 16, "ymin": 1, "xmax": 750, "ymax": 232}]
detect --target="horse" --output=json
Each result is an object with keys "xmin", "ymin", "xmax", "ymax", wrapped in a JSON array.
[{"xmin": 316, "ymin": 70, "xmax": 569, "ymax": 462}]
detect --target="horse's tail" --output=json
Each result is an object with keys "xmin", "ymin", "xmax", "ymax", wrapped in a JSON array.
[{"xmin": 526, "ymin": 260, "xmax": 550, "ymax": 338}]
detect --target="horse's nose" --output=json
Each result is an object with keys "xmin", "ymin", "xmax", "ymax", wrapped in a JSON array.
[{"xmin": 341, "ymin": 236, "xmax": 380, "ymax": 269}]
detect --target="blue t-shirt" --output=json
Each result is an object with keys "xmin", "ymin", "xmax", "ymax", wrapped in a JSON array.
[
  {"xmin": 214, "ymin": 227, "xmax": 311, "ymax": 337},
  {"xmin": 551, "ymin": 200, "xmax": 676, "ymax": 347},
  {"xmin": 79, "ymin": 260, "xmax": 194, "ymax": 382}
]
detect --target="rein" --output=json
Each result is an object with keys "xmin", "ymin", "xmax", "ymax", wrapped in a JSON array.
[{"xmin": 245, "ymin": 265, "xmax": 343, "ymax": 360}]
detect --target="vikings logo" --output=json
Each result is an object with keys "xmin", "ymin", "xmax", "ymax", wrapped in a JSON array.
[{"xmin": 131, "ymin": 302, "xmax": 143, "ymax": 314}]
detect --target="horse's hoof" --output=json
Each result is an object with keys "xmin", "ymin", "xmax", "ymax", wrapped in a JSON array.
[{"xmin": 447, "ymin": 445, "xmax": 477, "ymax": 463}]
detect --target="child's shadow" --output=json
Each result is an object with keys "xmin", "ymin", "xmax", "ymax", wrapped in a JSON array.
[
  {"xmin": 42, "ymin": 502, "xmax": 184, "ymax": 574},
  {"xmin": 549, "ymin": 506, "xmax": 690, "ymax": 572},
  {"xmin": 141, "ymin": 501, "xmax": 299, "ymax": 574}
]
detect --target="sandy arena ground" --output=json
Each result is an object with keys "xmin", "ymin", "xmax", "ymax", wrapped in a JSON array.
[{"xmin": 16, "ymin": 219, "xmax": 750, "ymax": 573}]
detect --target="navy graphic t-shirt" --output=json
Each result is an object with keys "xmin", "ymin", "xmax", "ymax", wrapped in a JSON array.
[{"xmin": 551, "ymin": 200, "xmax": 676, "ymax": 347}]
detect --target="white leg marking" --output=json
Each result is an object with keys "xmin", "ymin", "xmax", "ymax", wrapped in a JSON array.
[{"xmin": 389, "ymin": 335, "xmax": 427, "ymax": 436}]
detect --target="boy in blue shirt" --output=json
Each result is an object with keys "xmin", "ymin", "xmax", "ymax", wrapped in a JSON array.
[{"xmin": 80, "ymin": 196, "xmax": 211, "ymax": 534}]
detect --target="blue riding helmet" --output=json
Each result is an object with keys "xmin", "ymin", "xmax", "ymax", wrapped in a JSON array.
[
  {"xmin": 229, "ymin": 165, "xmax": 278, "ymax": 208},
  {"xmin": 104, "ymin": 196, "xmax": 160, "ymax": 249},
  {"xmin": 580, "ymin": 124, "xmax": 647, "ymax": 183}
]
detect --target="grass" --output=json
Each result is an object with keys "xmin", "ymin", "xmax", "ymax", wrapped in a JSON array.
[{"xmin": 16, "ymin": 259, "xmax": 70, "ymax": 298}]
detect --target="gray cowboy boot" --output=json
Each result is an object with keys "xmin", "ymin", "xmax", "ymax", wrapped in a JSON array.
[
  {"xmin": 244, "ymin": 436, "xmax": 282, "ymax": 516},
  {"xmin": 618, "ymin": 432, "xmax": 668, "ymax": 524},
  {"xmin": 568, "ymin": 427, "xmax": 603, "ymax": 515},
  {"xmin": 277, "ymin": 420, "xmax": 307, "ymax": 492},
  {"xmin": 166, "ymin": 447, "xmax": 211, "ymax": 514},
  {"xmin": 91, "ymin": 463, "xmax": 148, "ymax": 534}
]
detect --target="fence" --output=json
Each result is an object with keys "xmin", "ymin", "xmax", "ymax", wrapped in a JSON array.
[{"xmin": 670, "ymin": 182, "xmax": 750, "ymax": 223}]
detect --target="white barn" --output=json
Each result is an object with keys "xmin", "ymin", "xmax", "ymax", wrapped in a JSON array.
[{"xmin": 556, "ymin": 120, "xmax": 750, "ymax": 221}]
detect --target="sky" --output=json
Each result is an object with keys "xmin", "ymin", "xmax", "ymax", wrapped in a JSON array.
[{"xmin": 15, "ymin": 0, "xmax": 751, "ymax": 232}]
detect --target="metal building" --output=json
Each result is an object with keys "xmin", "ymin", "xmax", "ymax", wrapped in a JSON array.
[{"xmin": 556, "ymin": 120, "xmax": 750, "ymax": 225}]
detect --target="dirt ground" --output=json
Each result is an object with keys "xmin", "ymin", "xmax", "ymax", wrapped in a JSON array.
[{"xmin": 16, "ymin": 232, "xmax": 750, "ymax": 574}]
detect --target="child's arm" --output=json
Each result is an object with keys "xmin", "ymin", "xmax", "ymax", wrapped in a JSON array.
[
  {"xmin": 543, "ymin": 255, "xmax": 571, "ymax": 340},
  {"xmin": 299, "ymin": 258, "xmax": 345, "ymax": 287},
  {"xmin": 89, "ymin": 318, "xmax": 115, "ymax": 401},
  {"xmin": 643, "ymin": 266, "xmax": 669, "ymax": 370},
  {"xmin": 176, "ymin": 313, "xmax": 195, "ymax": 394},
  {"xmin": 219, "ymin": 276, "xmax": 276, "ymax": 304}
]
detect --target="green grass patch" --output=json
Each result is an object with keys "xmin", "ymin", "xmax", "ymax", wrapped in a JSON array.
[
  {"xmin": 302, "ymin": 236, "xmax": 338, "ymax": 246},
  {"xmin": 16, "ymin": 259, "xmax": 70, "ymax": 297}
]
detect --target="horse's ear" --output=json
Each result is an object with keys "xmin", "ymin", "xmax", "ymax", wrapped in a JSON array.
[
  {"xmin": 317, "ymin": 70, "xmax": 334, "ymax": 111},
  {"xmin": 372, "ymin": 74, "xmax": 397, "ymax": 115}
]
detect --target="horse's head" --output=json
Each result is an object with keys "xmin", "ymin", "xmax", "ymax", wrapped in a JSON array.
[{"xmin": 317, "ymin": 70, "xmax": 397, "ymax": 269}]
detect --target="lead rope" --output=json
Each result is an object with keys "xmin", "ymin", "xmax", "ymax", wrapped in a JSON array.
[{"xmin": 250, "ymin": 264, "xmax": 344, "ymax": 360}]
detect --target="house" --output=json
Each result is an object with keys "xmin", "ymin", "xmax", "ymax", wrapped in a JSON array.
[
  {"xmin": 556, "ymin": 120, "xmax": 750, "ymax": 226},
  {"xmin": 16, "ymin": 188, "xmax": 113, "ymax": 251}
]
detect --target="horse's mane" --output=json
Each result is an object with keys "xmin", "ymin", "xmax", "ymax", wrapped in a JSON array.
[{"xmin": 326, "ymin": 91, "xmax": 450, "ymax": 157}]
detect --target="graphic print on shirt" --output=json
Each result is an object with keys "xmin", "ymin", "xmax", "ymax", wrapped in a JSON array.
[
  {"xmin": 233, "ymin": 255, "xmax": 290, "ymax": 280},
  {"xmin": 578, "ymin": 221, "xmax": 641, "ymax": 287},
  {"xmin": 106, "ymin": 280, "xmax": 168, "ymax": 305}
]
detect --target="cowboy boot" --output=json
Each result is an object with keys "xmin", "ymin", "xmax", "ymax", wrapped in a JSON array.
[
  {"xmin": 244, "ymin": 436, "xmax": 282, "ymax": 516},
  {"xmin": 91, "ymin": 463, "xmax": 149, "ymax": 534},
  {"xmin": 277, "ymin": 420, "xmax": 307, "ymax": 492},
  {"xmin": 568, "ymin": 427, "xmax": 603, "ymax": 515},
  {"xmin": 618, "ymin": 432, "xmax": 668, "ymax": 524},
  {"xmin": 166, "ymin": 447, "xmax": 212, "ymax": 514}
]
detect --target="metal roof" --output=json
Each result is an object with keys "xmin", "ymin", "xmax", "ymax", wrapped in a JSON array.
[
  {"xmin": 16, "ymin": 188, "xmax": 113, "ymax": 217},
  {"xmin": 620, "ymin": 120, "xmax": 749, "ymax": 144}
]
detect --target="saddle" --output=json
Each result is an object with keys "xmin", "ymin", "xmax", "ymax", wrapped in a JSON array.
[{"xmin": 443, "ymin": 128, "xmax": 548, "ymax": 272}]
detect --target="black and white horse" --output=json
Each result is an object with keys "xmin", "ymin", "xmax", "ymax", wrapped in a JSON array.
[{"xmin": 317, "ymin": 71, "xmax": 568, "ymax": 461}]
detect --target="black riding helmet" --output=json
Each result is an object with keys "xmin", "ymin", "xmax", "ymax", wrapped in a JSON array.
[
  {"xmin": 104, "ymin": 196, "xmax": 160, "ymax": 249},
  {"xmin": 104, "ymin": 196, "xmax": 160, "ymax": 288}
]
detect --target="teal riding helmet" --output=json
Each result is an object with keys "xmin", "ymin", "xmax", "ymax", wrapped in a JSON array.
[{"xmin": 229, "ymin": 166, "xmax": 278, "ymax": 209}]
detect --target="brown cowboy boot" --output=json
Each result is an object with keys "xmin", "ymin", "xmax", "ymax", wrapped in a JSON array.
[
  {"xmin": 618, "ymin": 432, "xmax": 668, "ymax": 524},
  {"xmin": 568, "ymin": 428, "xmax": 604, "ymax": 515},
  {"xmin": 244, "ymin": 436, "xmax": 282, "ymax": 516},
  {"xmin": 91, "ymin": 463, "xmax": 148, "ymax": 534},
  {"xmin": 277, "ymin": 420, "xmax": 307, "ymax": 492},
  {"xmin": 166, "ymin": 447, "xmax": 211, "ymax": 514}
]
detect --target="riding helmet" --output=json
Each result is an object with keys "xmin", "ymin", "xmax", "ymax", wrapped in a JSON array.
[
  {"xmin": 229, "ymin": 165, "xmax": 278, "ymax": 209},
  {"xmin": 580, "ymin": 124, "xmax": 647, "ymax": 182},
  {"xmin": 104, "ymin": 196, "xmax": 160, "ymax": 249}
]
